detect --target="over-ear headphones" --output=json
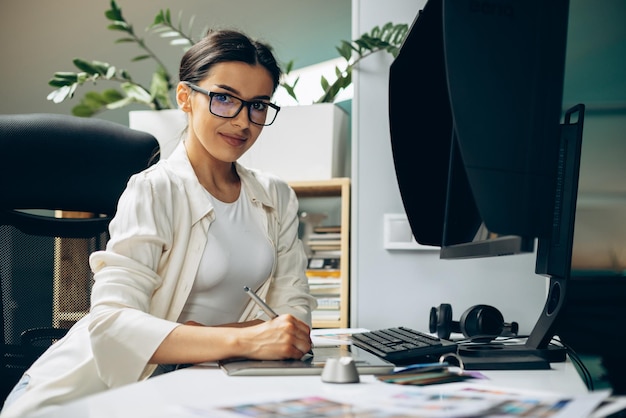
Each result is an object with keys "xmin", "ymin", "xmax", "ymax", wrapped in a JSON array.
[{"xmin": 429, "ymin": 303, "xmax": 519, "ymax": 342}]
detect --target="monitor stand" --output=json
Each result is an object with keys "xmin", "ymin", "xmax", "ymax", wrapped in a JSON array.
[
  {"xmin": 457, "ymin": 342, "xmax": 567, "ymax": 370},
  {"xmin": 457, "ymin": 105, "xmax": 585, "ymax": 372}
]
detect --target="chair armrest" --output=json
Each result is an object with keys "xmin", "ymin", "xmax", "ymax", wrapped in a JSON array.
[{"xmin": 20, "ymin": 327, "xmax": 68, "ymax": 346}]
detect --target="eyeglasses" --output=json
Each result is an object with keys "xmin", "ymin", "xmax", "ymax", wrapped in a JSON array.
[{"xmin": 184, "ymin": 82, "xmax": 280, "ymax": 126}]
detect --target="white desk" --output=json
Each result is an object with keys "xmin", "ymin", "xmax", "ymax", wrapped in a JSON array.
[{"xmin": 27, "ymin": 360, "xmax": 597, "ymax": 417}]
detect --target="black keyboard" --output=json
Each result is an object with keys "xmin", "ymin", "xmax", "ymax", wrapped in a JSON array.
[{"xmin": 351, "ymin": 327, "xmax": 458, "ymax": 365}]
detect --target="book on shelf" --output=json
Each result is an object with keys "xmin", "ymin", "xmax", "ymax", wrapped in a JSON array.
[
  {"xmin": 307, "ymin": 276, "xmax": 341, "ymax": 285},
  {"xmin": 312, "ymin": 309, "xmax": 341, "ymax": 321},
  {"xmin": 308, "ymin": 243, "xmax": 341, "ymax": 252},
  {"xmin": 308, "ymin": 273, "xmax": 341, "ymax": 281},
  {"xmin": 306, "ymin": 225, "xmax": 341, "ymax": 252},
  {"xmin": 309, "ymin": 249, "xmax": 341, "ymax": 258},
  {"xmin": 308, "ymin": 274, "xmax": 340, "ymax": 293},
  {"xmin": 306, "ymin": 269, "xmax": 340, "ymax": 279},
  {"xmin": 307, "ymin": 239, "xmax": 340, "ymax": 247},
  {"xmin": 313, "ymin": 225, "xmax": 341, "ymax": 234},
  {"xmin": 307, "ymin": 257, "xmax": 340, "ymax": 270},
  {"xmin": 308, "ymin": 232, "xmax": 342, "ymax": 241},
  {"xmin": 308, "ymin": 277, "xmax": 341, "ymax": 288},
  {"xmin": 309, "ymin": 285, "xmax": 341, "ymax": 297},
  {"xmin": 309, "ymin": 238, "xmax": 341, "ymax": 246},
  {"xmin": 315, "ymin": 296, "xmax": 341, "ymax": 311}
]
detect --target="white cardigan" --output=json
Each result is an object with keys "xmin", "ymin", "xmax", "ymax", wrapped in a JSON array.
[{"xmin": 2, "ymin": 143, "xmax": 316, "ymax": 418}]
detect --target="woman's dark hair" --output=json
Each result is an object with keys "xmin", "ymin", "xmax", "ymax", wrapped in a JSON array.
[{"xmin": 179, "ymin": 29, "xmax": 282, "ymax": 93}]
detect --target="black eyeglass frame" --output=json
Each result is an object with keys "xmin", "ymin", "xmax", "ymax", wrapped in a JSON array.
[{"xmin": 183, "ymin": 82, "xmax": 281, "ymax": 126}]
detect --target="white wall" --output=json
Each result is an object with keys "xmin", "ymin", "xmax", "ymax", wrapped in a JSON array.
[{"xmin": 350, "ymin": 0, "xmax": 549, "ymax": 334}]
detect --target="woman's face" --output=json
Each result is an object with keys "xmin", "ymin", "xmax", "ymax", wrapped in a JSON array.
[{"xmin": 177, "ymin": 61, "xmax": 275, "ymax": 167}]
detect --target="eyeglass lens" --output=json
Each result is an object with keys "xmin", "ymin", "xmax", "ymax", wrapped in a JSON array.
[{"xmin": 210, "ymin": 94, "xmax": 277, "ymax": 126}]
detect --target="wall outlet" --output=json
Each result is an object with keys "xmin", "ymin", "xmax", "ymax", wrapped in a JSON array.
[{"xmin": 383, "ymin": 213, "xmax": 439, "ymax": 251}]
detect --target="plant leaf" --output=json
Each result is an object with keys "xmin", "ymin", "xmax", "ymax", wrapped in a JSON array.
[
  {"xmin": 105, "ymin": 66, "xmax": 116, "ymax": 79},
  {"xmin": 72, "ymin": 59, "xmax": 102, "ymax": 75},
  {"xmin": 152, "ymin": 10, "xmax": 166, "ymax": 25},
  {"xmin": 336, "ymin": 41, "xmax": 353, "ymax": 61},
  {"xmin": 149, "ymin": 69, "xmax": 172, "ymax": 110},
  {"xmin": 72, "ymin": 104, "xmax": 97, "ymax": 117},
  {"xmin": 118, "ymin": 69, "xmax": 131, "ymax": 80},
  {"xmin": 72, "ymin": 59, "xmax": 114, "ymax": 77},
  {"xmin": 170, "ymin": 39, "xmax": 192, "ymax": 46},
  {"xmin": 114, "ymin": 37, "xmax": 136, "ymax": 44},
  {"xmin": 158, "ymin": 31, "xmax": 180, "ymax": 38},
  {"xmin": 107, "ymin": 22, "xmax": 130, "ymax": 32},
  {"xmin": 48, "ymin": 79, "xmax": 72, "ymax": 88},
  {"xmin": 47, "ymin": 86, "xmax": 73, "ymax": 103},
  {"xmin": 284, "ymin": 60, "xmax": 295, "ymax": 73},
  {"xmin": 121, "ymin": 83, "xmax": 153, "ymax": 105},
  {"xmin": 106, "ymin": 96, "xmax": 136, "ymax": 110},
  {"xmin": 279, "ymin": 75, "xmax": 300, "ymax": 102},
  {"xmin": 105, "ymin": 0, "xmax": 123, "ymax": 21},
  {"xmin": 320, "ymin": 75, "xmax": 330, "ymax": 91},
  {"xmin": 131, "ymin": 55, "xmax": 151, "ymax": 62},
  {"xmin": 49, "ymin": 72, "xmax": 79, "ymax": 86},
  {"xmin": 101, "ymin": 88, "xmax": 125, "ymax": 102},
  {"xmin": 82, "ymin": 91, "xmax": 109, "ymax": 107}
]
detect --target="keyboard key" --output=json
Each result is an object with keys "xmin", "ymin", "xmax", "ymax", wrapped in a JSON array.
[{"xmin": 351, "ymin": 327, "xmax": 457, "ymax": 365}]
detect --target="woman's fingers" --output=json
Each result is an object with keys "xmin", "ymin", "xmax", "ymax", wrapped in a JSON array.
[{"xmin": 245, "ymin": 314, "xmax": 312, "ymax": 359}]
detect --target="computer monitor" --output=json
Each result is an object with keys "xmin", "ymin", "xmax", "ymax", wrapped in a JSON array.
[{"xmin": 389, "ymin": 0, "xmax": 583, "ymax": 369}]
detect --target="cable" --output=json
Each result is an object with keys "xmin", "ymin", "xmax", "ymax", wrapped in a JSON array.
[
  {"xmin": 451, "ymin": 334, "xmax": 594, "ymax": 391},
  {"xmin": 551, "ymin": 336, "xmax": 594, "ymax": 391},
  {"xmin": 452, "ymin": 334, "xmax": 530, "ymax": 345}
]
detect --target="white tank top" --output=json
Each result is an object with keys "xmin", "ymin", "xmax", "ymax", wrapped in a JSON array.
[{"xmin": 178, "ymin": 187, "xmax": 275, "ymax": 326}]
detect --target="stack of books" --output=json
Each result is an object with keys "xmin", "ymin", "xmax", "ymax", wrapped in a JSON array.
[
  {"xmin": 306, "ymin": 225, "xmax": 341, "ymax": 253},
  {"xmin": 306, "ymin": 226, "xmax": 342, "ymax": 322}
]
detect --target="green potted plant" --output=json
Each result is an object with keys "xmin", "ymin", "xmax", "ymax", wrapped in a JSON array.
[
  {"xmin": 47, "ymin": 0, "xmax": 199, "ymax": 117},
  {"xmin": 47, "ymin": 1, "xmax": 407, "ymax": 115}
]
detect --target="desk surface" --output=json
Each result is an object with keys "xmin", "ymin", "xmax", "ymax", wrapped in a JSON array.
[{"xmin": 28, "ymin": 360, "xmax": 595, "ymax": 417}]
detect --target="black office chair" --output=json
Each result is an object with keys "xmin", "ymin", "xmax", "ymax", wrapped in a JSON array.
[{"xmin": 0, "ymin": 113, "xmax": 159, "ymax": 401}]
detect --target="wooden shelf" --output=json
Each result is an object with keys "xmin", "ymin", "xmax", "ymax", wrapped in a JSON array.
[{"xmin": 290, "ymin": 178, "xmax": 350, "ymax": 329}]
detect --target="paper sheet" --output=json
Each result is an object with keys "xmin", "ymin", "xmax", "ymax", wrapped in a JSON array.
[{"xmin": 310, "ymin": 327, "xmax": 369, "ymax": 347}]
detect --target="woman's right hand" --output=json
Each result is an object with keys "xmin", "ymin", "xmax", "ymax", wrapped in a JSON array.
[{"xmin": 238, "ymin": 314, "xmax": 312, "ymax": 360}]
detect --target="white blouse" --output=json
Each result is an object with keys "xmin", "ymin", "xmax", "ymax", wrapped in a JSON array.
[{"xmin": 178, "ymin": 187, "xmax": 274, "ymax": 326}]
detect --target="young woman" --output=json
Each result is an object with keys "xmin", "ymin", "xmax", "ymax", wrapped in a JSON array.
[{"xmin": 1, "ymin": 29, "xmax": 316, "ymax": 418}]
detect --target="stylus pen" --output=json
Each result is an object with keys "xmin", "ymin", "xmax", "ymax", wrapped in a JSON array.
[{"xmin": 243, "ymin": 285, "xmax": 278, "ymax": 319}]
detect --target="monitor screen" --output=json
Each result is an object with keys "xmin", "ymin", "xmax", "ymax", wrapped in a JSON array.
[{"xmin": 389, "ymin": 0, "xmax": 578, "ymax": 369}]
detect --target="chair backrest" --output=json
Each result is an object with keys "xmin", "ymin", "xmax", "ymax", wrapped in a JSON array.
[{"xmin": 0, "ymin": 113, "xmax": 159, "ymax": 399}]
